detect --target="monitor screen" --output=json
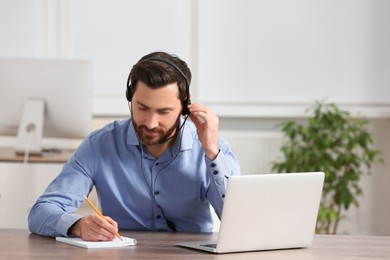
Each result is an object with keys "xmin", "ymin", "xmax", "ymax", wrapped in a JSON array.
[{"xmin": 0, "ymin": 58, "xmax": 92, "ymax": 154}]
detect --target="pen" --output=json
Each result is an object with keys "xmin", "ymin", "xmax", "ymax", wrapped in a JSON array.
[{"xmin": 83, "ymin": 195, "xmax": 123, "ymax": 241}]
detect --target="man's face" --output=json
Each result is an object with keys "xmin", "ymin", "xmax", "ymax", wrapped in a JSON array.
[{"xmin": 131, "ymin": 81, "xmax": 182, "ymax": 146}]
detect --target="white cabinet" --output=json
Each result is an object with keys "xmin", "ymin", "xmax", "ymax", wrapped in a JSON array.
[
  {"xmin": 0, "ymin": 162, "xmax": 98, "ymax": 228},
  {"xmin": 0, "ymin": 163, "xmax": 62, "ymax": 228}
]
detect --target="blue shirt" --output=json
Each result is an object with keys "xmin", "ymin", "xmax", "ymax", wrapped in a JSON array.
[{"xmin": 28, "ymin": 118, "xmax": 240, "ymax": 237}]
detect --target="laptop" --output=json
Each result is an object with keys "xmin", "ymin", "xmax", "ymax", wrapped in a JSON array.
[{"xmin": 176, "ymin": 172, "xmax": 325, "ymax": 254}]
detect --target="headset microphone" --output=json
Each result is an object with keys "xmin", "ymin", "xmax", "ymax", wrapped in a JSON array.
[
  {"xmin": 157, "ymin": 114, "xmax": 189, "ymax": 145},
  {"xmin": 157, "ymin": 135, "xmax": 172, "ymax": 146}
]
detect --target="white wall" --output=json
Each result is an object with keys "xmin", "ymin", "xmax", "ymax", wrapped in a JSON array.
[
  {"xmin": 197, "ymin": 0, "xmax": 390, "ymax": 105},
  {"xmin": 0, "ymin": 0, "xmax": 389, "ymax": 235},
  {"xmin": 1, "ymin": 0, "xmax": 390, "ymax": 116}
]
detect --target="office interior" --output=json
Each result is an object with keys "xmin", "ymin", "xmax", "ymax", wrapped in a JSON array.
[{"xmin": 0, "ymin": 0, "xmax": 389, "ymax": 236}]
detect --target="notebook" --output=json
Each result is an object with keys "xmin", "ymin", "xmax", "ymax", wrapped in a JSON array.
[
  {"xmin": 56, "ymin": 236, "xmax": 137, "ymax": 249},
  {"xmin": 176, "ymin": 172, "xmax": 325, "ymax": 254}
]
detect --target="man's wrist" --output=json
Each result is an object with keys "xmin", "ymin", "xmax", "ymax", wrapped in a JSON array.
[
  {"xmin": 205, "ymin": 147, "xmax": 220, "ymax": 161},
  {"xmin": 68, "ymin": 218, "xmax": 84, "ymax": 237}
]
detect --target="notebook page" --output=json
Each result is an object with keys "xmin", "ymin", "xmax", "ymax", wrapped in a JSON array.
[{"xmin": 55, "ymin": 236, "xmax": 137, "ymax": 249}]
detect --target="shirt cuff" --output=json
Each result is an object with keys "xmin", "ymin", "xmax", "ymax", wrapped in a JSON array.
[
  {"xmin": 205, "ymin": 152, "xmax": 227, "ymax": 187},
  {"xmin": 56, "ymin": 213, "xmax": 84, "ymax": 237}
]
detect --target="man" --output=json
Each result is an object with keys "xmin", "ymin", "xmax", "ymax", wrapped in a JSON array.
[{"xmin": 28, "ymin": 51, "xmax": 240, "ymax": 241}]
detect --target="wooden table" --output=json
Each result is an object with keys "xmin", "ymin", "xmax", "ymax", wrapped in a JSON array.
[
  {"xmin": 0, "ymin": 229, "xmax": 389, "ymax": 259},
  {"xmin": 0, "ymin": 146, "xmax": 73, "ymax": 163}
]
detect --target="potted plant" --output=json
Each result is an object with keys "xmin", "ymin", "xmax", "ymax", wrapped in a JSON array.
[{"xmin": 271, "ymin": 101, "xmax": 383, "ymax": 234}]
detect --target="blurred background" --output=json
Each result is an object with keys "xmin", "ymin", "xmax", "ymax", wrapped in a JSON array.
[{"xmin": 0, "ymin": 0, "xmax": 389, "ymax": 235}]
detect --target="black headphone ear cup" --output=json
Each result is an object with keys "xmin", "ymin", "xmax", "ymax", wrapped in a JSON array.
[
  {"xmin": 181, "ymin": 98, "xmax": 191, "ymax": 115},
  {"xmin": 126, "ymin": 85, "xmax": 132, "ymax": 102}
]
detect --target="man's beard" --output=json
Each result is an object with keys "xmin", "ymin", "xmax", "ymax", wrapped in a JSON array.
[{"xmin": 132, "ymin": 117, "xmax": 180, "ymax": 147}]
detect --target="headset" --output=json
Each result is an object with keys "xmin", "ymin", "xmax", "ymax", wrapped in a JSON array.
[{"xmin": 126, "ymin": 57, "xmax": 191, "ymax": 116}]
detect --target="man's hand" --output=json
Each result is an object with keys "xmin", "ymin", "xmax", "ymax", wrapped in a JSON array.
[
  {"xmin": 188, "ymin": 103, "xmax": 220, "ymax": 160},
  {"xmin": 69, "ymin": 213, "xmax": 119, "ymax": 241}
]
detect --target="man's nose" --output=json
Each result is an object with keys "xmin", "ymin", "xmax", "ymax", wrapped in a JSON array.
[{"xmin": 145, "ymin": 113, "xmax": 159, "ymax": 129}]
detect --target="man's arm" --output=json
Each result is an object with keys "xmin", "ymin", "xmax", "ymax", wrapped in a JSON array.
[
  {"xmin": 188, "ymin": 102, "xmax": 241, "ymax": 218},
  {"xmin": 27, "ymin": 163, "xmax": 93, "ymax": 237},
  {"xmin": 188, "ymin": 103, "xmax": 220, "ymax": 160},
  {"xmin": 204, "ymin": 139, "xmax": 240, "ymax": 218}
]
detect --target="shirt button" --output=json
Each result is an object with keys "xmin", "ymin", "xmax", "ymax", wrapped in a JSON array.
[
  {"xmin": 156, "ymin": 215, "xmax": 161, "ymax": 219},
  {"xmin": 211, "ymin": 163, "xmax": 216, "ymax": 167},
  {"xmin": 222, "ymin": 194, "xmax": 225, "ymax": 198},
  {"xmin": 154, "ymin": 191, "xmax": 160, "ymax": 195},
  {"xmin": 156, "ymin": 162, "xmax": 160, "ymax": 166},
  {"xmin": 213, "ymin": 170, "xmax": 219, "ymax": 175}
]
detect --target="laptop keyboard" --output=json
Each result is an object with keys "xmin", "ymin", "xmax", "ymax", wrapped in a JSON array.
[{"xmin": 200, "ymin": 243, "xmax": 217, "ymax": 249}]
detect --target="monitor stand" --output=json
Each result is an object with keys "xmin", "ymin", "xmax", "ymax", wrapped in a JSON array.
[{"xmin": 15, "ymin": 99, "xmax": 45, "ymax": 155}]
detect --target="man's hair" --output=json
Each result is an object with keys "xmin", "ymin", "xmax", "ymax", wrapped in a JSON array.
[{"xmin": 128, "ymin": 51, "xmax": 191, "ymax": 102}]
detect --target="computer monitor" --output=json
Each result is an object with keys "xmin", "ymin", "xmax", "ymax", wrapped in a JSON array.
[{"xmin": 0, "ymin": 58, "xmax": 92, "ymax": 155}]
